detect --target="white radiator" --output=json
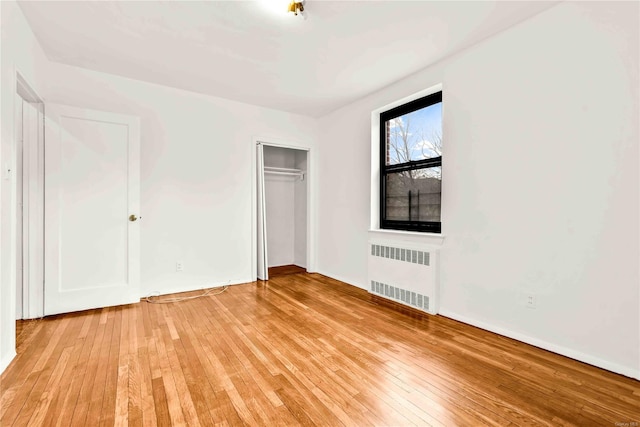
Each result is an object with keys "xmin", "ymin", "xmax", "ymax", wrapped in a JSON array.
[{"xmin": 368, "ymin": 239, "xmax": 440, "ymax": 315}]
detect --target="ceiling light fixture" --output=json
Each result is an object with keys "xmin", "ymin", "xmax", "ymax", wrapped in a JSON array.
[{"xmin": 287, "ymin": 0, "xmax": 304, "ymax": 16}]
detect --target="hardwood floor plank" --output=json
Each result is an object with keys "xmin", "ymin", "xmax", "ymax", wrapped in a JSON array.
[
  {"xmin": 151, "ymin": 327, "xmax": 188, "ymax": 426},
  {"xmin": 268, "ymin": 265, "xmax": 306, "ymax": 277},
  {"xmin": 24, "ymin": 346, "xmax": 73, "ymax": 426},
  {"xmin": 1, "ymin": 321, "xmax": 48, "ymax": 420},
  {"xmin": 51, "ymin": 313, "xmax": 100, "ymax": 427},
  {"xmin": 71, "ymin": 311, "xmax": 109, "ymax": 426},
  {"xmin": 199, "ymin": 304, "xmax": 283, "ymax": 410},
  {"xmin": 86, "ymin": 308, "xmax": 118, "ymax": 426},
  {"xmin": 127, "ymin": 352, "xmax": 144, "ymax": 426},
  {"xmin": 98, "ymin": 306, "xmax": 123, "ymax": 427},
  {"xmin": 114, "ymin": 362, "xmax": 129, "ymax": 426},
  {"xmin": 137, "ymin": 339, "xmax": 159, "ymax": 427},
  {"xmin": 274, "ymin": 379, "xmax": 321, "ymax": 426},
  {"xmin": 6, "ymin": 317, "xmax": 77, "ymax": 426},
  {"xmin": 40, "ymin": 315, "xmax": 94, "ymax": 427},
  {"xmin": 169, "ymin": 332, "xmax": 216, "ymax": 427},
  {"xmin": 150, "ymin": 378, "xmax": 172, "ymax": 427},
  {"xmin": 2, "ymin": 273, "xmax": 639, "ymax": 426}
]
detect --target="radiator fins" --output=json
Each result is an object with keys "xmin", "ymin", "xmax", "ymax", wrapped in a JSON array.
[
  {"xmin": 371, "ymin": 244, "xmax": 430, "ymax": 266},
  {"xmin": 370, "ymin": 280, "xmax": 430, "ymax": 312}
]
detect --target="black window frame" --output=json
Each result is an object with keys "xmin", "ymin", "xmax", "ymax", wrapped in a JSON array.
[{"xmin": 380, "ymin": 91, "xmax": 442, "ymax": 233}]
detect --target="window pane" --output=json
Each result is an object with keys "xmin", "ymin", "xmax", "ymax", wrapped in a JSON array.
[
  {"xmin": 385, "ymin": 102, "xmax": 442, "ymax": 166},
  {"xmin": 384, "ymin": 167, "xmax": 441, "ymax": 222}
]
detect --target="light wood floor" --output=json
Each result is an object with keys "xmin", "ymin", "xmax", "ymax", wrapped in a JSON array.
[
  {"xmin": 1, "ymin": 273, "xmax": 639, "ymax": 426},
  {"xmin": 268, "ymin": 265, "xmax": 306, "ymax": 278}
]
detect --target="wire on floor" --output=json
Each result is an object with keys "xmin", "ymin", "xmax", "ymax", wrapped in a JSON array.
[{"xmin": 143, "ymin": 283, "xmax": 229, "ymax": 304}]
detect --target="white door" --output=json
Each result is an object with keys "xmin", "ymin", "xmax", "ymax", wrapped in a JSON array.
[{"xmin": 45, "ymin": 104, "xmax": 140, "ymax": 315}]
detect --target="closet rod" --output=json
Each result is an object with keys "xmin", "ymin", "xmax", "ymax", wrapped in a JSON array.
[
  {"xmin": 264, "ymin": 169, "xmax": 305, "ymax": 180},
  {"xmin": 264, "ymin": 166, "xmax": 302, "ymax": 173}
]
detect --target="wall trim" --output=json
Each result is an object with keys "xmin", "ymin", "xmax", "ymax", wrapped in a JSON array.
[
  {"xmin": 15, "ymin": 68, "xmax": 46, "ymax": 320},
  {"xmin": 315, "ymin": 270, "xmax": 365, "ymax": 291},
  {"xmin": 439, "ymin": 308, "xmax": 640, "ymax": 381}
]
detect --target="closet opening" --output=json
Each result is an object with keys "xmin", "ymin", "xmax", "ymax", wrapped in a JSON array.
[{"xmin": 255, "ymin": 141, "xmax": 312, "ymax": 281}]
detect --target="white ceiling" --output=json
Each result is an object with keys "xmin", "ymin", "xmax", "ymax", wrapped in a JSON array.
[{"xmin": 18, "ymin": 0, "xmax": 558, "ymax": 117}]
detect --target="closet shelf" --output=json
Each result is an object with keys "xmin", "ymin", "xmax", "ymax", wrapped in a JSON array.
[{"xmin": 264, "ymin": 166, "xmax": 305, "ymax": 180}]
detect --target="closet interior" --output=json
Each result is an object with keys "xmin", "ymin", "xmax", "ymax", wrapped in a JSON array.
[{"xmin": 262, "ymin": 145, "xmax": 308, "ymax": 274}]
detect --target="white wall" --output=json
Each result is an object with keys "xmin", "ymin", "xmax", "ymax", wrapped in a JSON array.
[
  {"xmin": 316, "ymin": 1, "xmax": 639, "ymax": 379},
  {"xmin": 44, "ymin": 63, "xmax": 318, "ymax": 296},
  {"xmin": 0, "ymin": 1, "xmax": 49, "ymax": 373}
]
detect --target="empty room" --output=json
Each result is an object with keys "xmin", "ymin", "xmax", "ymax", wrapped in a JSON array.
[{"xmin": 1, "ymin": 0, "xmax": 639, "ymax": 425}]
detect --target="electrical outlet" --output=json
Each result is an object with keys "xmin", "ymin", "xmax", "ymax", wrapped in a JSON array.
[
  {"xmin": 176, "ymin": 261, "xmax": 184, "ymax": 272},
  {"xmin": 525, "ymin": 293, "xmax": 537, "ymax": 309}
]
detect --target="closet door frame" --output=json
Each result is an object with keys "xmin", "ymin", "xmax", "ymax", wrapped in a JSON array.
[{"xmin": 251, "ymin": 137, "xmax": 315, "ymax": 280}]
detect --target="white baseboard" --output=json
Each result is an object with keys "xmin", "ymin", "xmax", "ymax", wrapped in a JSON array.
[
  {"xmin": 1, "ymin": 351, "xmax": 17, "ymax": 375},
  {"xmin": 439, "ymin": 308, "xmax": 640, "ymax": 381},
  {"xmin": 315, "ymin": 270, "xmax": 366, "ymax": 291}
]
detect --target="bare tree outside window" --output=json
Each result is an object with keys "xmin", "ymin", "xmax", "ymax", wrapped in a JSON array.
[{"xmin": 387, "ymin": 113, "xmax": 442, "ymax": 177}]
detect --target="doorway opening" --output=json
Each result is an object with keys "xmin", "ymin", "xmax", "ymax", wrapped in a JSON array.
[
  {"xmin": 15, "ymin": 73, "xmax": 45, "ymax": 320},
  {"xmin": 254, "ymin": 139, "xmax": 314, "ymax": 281}
]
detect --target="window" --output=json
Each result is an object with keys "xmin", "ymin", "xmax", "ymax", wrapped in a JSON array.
[{"xmin": 380, "ymin": 91, "xmax": 442, "ymax": 233}]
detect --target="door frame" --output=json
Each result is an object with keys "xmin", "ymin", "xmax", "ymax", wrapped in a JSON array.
[
  {"xmin": 14, "ymin": 71, "xmax": 45, "ymax": 320},
  {"xmin": 251, "ymin": 137, "xmax": 316, "ymax": 280}
]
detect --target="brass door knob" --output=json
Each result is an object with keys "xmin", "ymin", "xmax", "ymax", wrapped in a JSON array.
[{"xmin": 129, "ymin": 214, "xmax": 138, "ymax": 222}]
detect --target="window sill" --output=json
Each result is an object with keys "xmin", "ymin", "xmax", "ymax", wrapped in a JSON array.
[{"xmin": 368, "ymin": 229, "xmax": 445, "ymax": 246}]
